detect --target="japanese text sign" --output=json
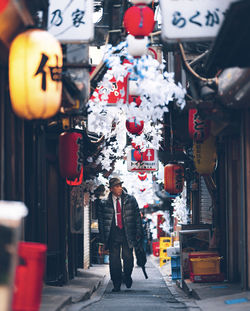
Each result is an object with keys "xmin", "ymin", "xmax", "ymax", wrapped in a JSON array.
[
  {"xmin": 48, "ymin": 0, "xmax": 94, "ymax": 43},
  {"xmin": 160, "ymin": 0, "xmax": 236, "ymax": 42},
  {"xmin": 127, "ymin": 148, "xmax": 159, "ymax": 172}
]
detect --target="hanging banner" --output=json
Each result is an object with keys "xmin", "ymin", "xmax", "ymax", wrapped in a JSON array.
[
  {"xmin": 48, "ymin": 0, "xmax": 94, "ymax": 42},
  {"xmin": 127, "ymin": 148, "xmax": 159, "ymax": 172},
  {"xmin": 160, "ymin": 0, "xmax": 236, "ymax": 42}
]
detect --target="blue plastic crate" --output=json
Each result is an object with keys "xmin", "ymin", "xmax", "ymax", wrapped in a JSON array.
[
  {"xmin": 171, "ymin": 267, "xmax": 181, "ymax": 280},
  {"xmin": 171, "ymin": 255, "xmax": 180, "ymax": 268}
]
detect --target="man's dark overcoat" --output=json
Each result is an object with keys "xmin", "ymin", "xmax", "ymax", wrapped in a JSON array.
[{"xmin": 98, "ymin": 191, "xmax": 143, "ymax": 249}]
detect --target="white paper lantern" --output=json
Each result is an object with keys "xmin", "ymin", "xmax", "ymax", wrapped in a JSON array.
[
  {"xmin": 129, "ymin": 0, "xmax": 152, "ymax": 4},
  {"xmin": 126, "ymin": 35, "xmax": 148, "ymax": 57},
  {"xmin": 129, "ymin": 79, "xmax": 140, "ymax": 96}
]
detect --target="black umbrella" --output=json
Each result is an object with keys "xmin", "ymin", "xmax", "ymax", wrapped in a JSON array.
[{"xmin": 134, "ymin": 243, "xmax": 148, "ymax": 279}]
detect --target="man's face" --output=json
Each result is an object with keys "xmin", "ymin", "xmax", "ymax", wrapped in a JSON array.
[{"xmin": 111, "ymin": 184, "xmax": 123, "ymax": 197}]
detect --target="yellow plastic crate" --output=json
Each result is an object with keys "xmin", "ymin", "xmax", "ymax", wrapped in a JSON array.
[
  {"xmin": 160, "ymin": 257, "xmax": 168, "ymax": 267},
  {"xmin": 159, "ymin": 237, "xmax": 172, "ymax": 248},
  {"xmin": 190, "ymin": 257, "xmax": 221, "ymax": 275},
  {"xmin": 159, "ymin": 248, "xmax": 170, "ymax": 260}
]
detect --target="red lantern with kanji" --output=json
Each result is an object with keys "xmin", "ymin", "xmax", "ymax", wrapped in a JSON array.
[
  {"xmin": 126, "ymin": 117, "xmax": 144, "ymax": 134},
  {"xmin": 134, "ymin": 149, "xmax": 143, "ymax": 162},
  {"xmin": 189, "ymin": 109, "xmax": 210, "ymax": 142},
  {"xmin": 164, "ymin": 163, "xmax": 184, "ymax": 194},
  {"xmin": 138, "ymin": 172, "xmax": 147, "ymax": 181},
  {"xmin": 124, "ymin": 6, "xmax": 155, "ymax": 37},
  {"xmin": 59, "ymin": 132, "xmax": 83, "ymax": 180}
]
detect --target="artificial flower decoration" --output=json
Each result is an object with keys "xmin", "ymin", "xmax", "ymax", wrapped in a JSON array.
[{"xmin": 88, "ymin": 38, "xmax": 186, "ymax": 177}]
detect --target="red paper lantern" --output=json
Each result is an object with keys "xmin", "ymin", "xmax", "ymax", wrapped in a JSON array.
[
  {"xmin": 189, "ymin": 109, "xmax": 210, "ymax": 142},
  {"xmin": 128, "ymin": 95, "xmax": 142, "ymax": 107},
  {"xmin": 126, "ymin": 117, "xmax": 144, "ymax": 134},
  {"xmin": 134, "ymin": 149, "xmax": 143, "ymax": 162},
  {"xmin": 124, "ymin": 6, "xmax": 155, "ymax": 37},
  {"xmin": 59, "ymin": 132, "xmax": 83, "ymax": 180},
  {"xmin": 66, "ymin": 167, "xmax": 83, "ymax": 186},
  {"xmin": 164, "ymin": 163, "xmax": 184, "ymax": 194},
  {"xmin": 138, "ymin": 172, "xmax": 147, "ymax": 181}
]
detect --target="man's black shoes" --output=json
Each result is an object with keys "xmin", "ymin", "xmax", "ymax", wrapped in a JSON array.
[
  {"xmin": 124, "ymin": 276, "xmax": 133, "ymax": 289},
  {"xmin": 112, "ymin": 286, "xmax": 121, "ymax": 292}
]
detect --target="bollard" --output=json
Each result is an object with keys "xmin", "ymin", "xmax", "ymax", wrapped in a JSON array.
[{"xmin": 12, "ymin": 242, "xmax": 47, "ymax": 311}]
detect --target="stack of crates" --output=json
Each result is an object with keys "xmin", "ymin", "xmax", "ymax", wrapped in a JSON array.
[
  {"xmin": 171, "ymin": 255, "xmax": 181, "ymax": 280},
  {"xmin": 159, "ymin": 237, "xmax": 171, "ymax": 267}
]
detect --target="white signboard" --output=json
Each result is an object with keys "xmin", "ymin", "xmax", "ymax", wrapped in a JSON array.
[
  {"xmin": 160, "ymin": 0, "xmax": 236, "ymax": 42},
  {"xmin": 127, "ymin": 148, "xmax": 159, "ymax": 172},
  {"xmin": 48, "ymin": 0, "xmax": 94, "ymax": 43}
]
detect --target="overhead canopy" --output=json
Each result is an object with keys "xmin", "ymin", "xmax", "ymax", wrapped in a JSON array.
[{"xmin": 205, "ymin": 0, "xmax": 250, "ymax": 76}]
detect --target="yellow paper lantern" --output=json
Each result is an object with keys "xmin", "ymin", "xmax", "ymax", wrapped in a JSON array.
[
  {"xmin": 9, "ymin": 29, "xmax": 62, "ymax": 119},
  {"xmin": 193, "ymin": 136, "xmax": 217, "ymax": 175}
]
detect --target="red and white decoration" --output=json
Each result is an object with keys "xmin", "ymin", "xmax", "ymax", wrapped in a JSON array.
[{"xmin": 138, "ymin": 172, "xmax": 147, "ymax": 181}]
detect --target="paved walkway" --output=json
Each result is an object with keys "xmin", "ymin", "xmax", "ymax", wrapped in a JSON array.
[
  {"xmin": 41, "ymin": 255, "xmax": 250, "ymax": 311},
  {"xmin": 65, "ymin": 259, "xmax": 194, "ymax": 311}
]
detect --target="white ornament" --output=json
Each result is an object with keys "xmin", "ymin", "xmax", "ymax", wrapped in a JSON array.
[{"xmin": 127, "ymin": 35, "xmax": 148, "ymax": 57}]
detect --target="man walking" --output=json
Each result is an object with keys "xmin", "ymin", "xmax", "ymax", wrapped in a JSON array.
[{"xmin": 98, "ymin": 177, "xmax": 143, "ymax": 292}]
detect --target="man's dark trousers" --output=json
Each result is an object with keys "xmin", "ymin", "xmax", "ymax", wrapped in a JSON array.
[{"xmin": 109, "ymin": 225, "xmax": 134, "ymax": 288}]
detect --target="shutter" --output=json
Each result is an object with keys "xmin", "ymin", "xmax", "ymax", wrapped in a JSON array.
[
  {"xmin": 83, "ymin": 193, "xmax": 90, "ymax": 269},
  {"xmin": 200, "ymin": 176, "xmax": 213, "ymax": 224}
]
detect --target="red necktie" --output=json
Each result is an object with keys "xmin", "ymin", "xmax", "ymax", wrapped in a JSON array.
[{"xmin": 116, "ymin": 198, "xmax": 123, "ymax": 229}]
